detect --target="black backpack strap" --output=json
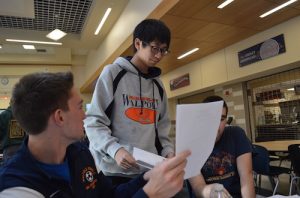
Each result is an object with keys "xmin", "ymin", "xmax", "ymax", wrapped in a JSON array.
[
  {"xmin": 152, "ymin": 79, "xmax": 164, "ymax": 101},
  {"xmin": 113, "ymin": 69, "xmax": 127, "ymax": 95},
  {"xmin": 104, "ymin": 69, "xmax": 127, "ymax": 120},
  {"xmin": 152, "ymin": 80, "xmax": 164, "ymax": 155}
]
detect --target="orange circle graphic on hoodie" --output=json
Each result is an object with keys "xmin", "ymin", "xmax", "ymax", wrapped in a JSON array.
[{"xmin": 125, "ymin": 107, "xmax": 156, "ymax": 124}]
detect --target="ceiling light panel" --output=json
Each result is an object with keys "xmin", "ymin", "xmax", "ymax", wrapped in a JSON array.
[
  {"xmin": 177, "ymin": 48, "xmax": 199, "ymax": 59},
  {"xmin": 260, "ymin": 0, "xmax": 298, "ymax": 18},
  {"xmin": 95, "ymin": 8, "xmax": 112, "ymax": 35},
  {"xmin": 0, "ymin": 0, "xmax": 93, "ymax": 34},
  {"xmin": 6, "ymin": 39, "xmax": 62, "ymax": 45},
  {"xmin": 217, "ymin": 0, "xmax": 234, "ymax": 9},
  {"xmin": 46, "ymin": 29, "xmax": 67, "ymax": 41},
  {"xmin": 23, "ymin": 45, "xmax": 35, "ymax": 49}
]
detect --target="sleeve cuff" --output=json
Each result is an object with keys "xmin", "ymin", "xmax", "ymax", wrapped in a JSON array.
[
  {"xmin": 161, "ymin": 146, "xmax": 175, "ymax": 157},
  {"xmin": 107, "ymin": 143, "xmax": 123, "ymax": 158}
]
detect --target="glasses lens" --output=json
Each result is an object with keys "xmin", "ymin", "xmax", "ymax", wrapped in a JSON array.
[
  {"xmin": 151, "ymin": 46, "xmax": 160, "ymax": 54},
  {"xmin": 143, "ymin": 41, "xmax": 168, "ymax": 56}
]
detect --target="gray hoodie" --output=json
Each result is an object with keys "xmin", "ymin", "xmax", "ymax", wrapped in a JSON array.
[{"xmin": 84, "ymin": 57, "xmax": 174, "ymax": 177}]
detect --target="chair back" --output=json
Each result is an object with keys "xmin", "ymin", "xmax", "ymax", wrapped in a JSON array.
[
  {"xmin": 288, "ymin": 144, "xmax": 300, "ymax": 176},
  {"xmin": 252, "ymin": 144, "xmax": 270, "ymax": 174}
]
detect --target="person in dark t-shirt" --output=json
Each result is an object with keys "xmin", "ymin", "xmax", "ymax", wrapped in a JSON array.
[{"xmin": 189, "ymin": 96, "xmax": 255, "ymax": 198}]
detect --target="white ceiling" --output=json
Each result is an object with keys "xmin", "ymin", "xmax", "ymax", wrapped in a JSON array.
[
  {"xmin": 0, "ymin": 0, "xmax": 129, "ymax": 61},
  {"xmin": 0, "ymin": 0, "xmax": 35, "ymax": 18},
  {"xmin": 1, "ymin": 0, "xmax": 300, "ymax": 94}
]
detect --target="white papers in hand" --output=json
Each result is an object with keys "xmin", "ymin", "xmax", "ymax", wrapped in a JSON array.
[
  {"xmin": 133, "ymin": 147, "xmax": 165, "ymax": 170},
  {"xmin": 176, "ymin": 101, "xmax": 223, "ymax": 179}
]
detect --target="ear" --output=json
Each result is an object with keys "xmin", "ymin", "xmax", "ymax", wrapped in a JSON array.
[
  {"xmin": 134, "ymin": 38, "xmax": 142, "ymax": 51},
  {"xmin": 53, "ymin": 109, "xmax": 64, "ymax": 126}
]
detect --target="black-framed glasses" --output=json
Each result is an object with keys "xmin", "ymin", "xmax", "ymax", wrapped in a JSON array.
[{"xmin": 142, "ymin": 41, "xmax": 169, "ymax": 56}]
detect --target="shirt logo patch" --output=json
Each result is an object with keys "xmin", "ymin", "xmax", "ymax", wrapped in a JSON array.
[
  {"xmin": 81, "ymin": 166, "xmax": 97, "ymax": 190},
  {"xmin": 125, "ymin": 107, "xmax": 155, "ymax": 124},
  {"xmin": 9, "ymin": 120, "xmax": 25, "ymax": 139}
]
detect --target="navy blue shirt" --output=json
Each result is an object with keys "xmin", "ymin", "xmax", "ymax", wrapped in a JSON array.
[
  {"xmin": 201, "ymin": 126, "xmax": 252, "ymax": 198},
  {"xmin": 0, "ymin": 138, "xmax": 148, "ymax": 198}
]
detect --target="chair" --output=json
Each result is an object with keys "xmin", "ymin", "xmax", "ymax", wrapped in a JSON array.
[
  {"xmin": 288, "ymin": 144, "xmax": 300, "ymax": 195},
  {"xmin": 252, "ymin": 144, "xmax": 291, "ymax": 195}
]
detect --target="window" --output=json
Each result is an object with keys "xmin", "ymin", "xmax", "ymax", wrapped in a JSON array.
[{"xmin": 247, "ymin": 68, "xmax": 300, "ymax": 141}]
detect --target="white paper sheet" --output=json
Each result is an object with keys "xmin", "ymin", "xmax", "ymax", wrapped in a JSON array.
[
  {"xmin": 176, "ymin": 101, "xmax": 223, "ymax": 179},
  {"xmin": 133, "ymin": 147, "xmax": 165, "ymax": 170}
]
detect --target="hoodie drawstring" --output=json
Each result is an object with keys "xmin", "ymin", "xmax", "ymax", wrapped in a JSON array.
[{"xmin": 138, "ymin": 73, "xmax": 157, "ymax": 130}]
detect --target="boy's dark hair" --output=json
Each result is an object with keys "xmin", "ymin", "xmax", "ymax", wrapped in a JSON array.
[
  {"xmin": 11, "ymin": 72, "xmax": 74, "ymax": 135},
  {"xmin": 202, "ymin": 95, "xmax": 228, "ymax": 116},
  {"xmin": 133, "ymin": 19, "xmax": 171, "ymax": 52}
]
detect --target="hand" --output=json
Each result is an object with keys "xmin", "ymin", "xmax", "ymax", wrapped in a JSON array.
[
  {"xmin": 166, "ymin": 152, "xmax": 175, "ymax": 158},
  {"xmin": 208, "ymin": 183, "xmax": 232, "ymax": 198},
  {"xmin": 143, "ymin": 150, "xmax": 191, "ymax": 198},
  {"xmin": 114, "ymin": 148, "xmax": 138, "ymax": 169}
]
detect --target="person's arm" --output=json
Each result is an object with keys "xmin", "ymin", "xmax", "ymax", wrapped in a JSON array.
[
  {"xmin": 156, "ymin": 81, "xmax": 174, "ymax": 157},
  {"xmin": 142, "ymin": 150, "xmax": 190, "ymax": 198},
  {"xmin": 0, "ymin": 187, "xmax": 44, "ymax": 198},
  {"xmin": 112, "ymin": 173, "xmax": 148, "ymax": 198},
  {"xmin": 233, "ymin": 126, "xmax": 255, "ymax": 198},
  {"xmin": 114, "ymin": 147, "xmax": 138, "ymax": 169},
  {"xmin": 84, "ymin": 66, "xmax": 135, "ymax": 169},
  {"xmin": 189, "ymin": 174, "xmax": 231, "ymax": 198},
  {"xmin": 236, "ymin": 152, "xmax": 255, "ymax": 198},
  {"xmin": 108, "ymin": 150, "xmax": 190, "ymax": 198},
  {"xmin": 96, "ymin": 171, "xmax": 147, "ymax": 198},
  {"xmin": 189, "ymin": 174, "xmax": 207, "ymax": 197}
]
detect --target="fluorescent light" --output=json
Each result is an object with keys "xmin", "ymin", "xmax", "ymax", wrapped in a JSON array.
[
  {"xmin": 23, "ymin": 45, "xmax": 35, "ymax": 49},
  {"xmin": 217, "ymin": 0, "xmax": 234, "ymax": 9},
  {"xmin": 94, "ymin": 8, "xmax": 112, "ymax": 35},
  {"xmin": 0, "ymin": 45, "xmax": 2, "ymax": 49},
  {"xmin": 260, "ymin": 0, "xmax": 298, "ymax": 18},
  {"xmin": 6, "ymin": 39, "xmax": 62, "ymax": 45},
  {"xmin": 287, "ymin": 88, "xmax": 295, "ymax": 91},
  {"xmin": 177, "ymin": 48, "xmax": 199, "ymax": 59},
  {"xmin": 46, "ymin": 29, "xmax": 67, "ymax": 41}
]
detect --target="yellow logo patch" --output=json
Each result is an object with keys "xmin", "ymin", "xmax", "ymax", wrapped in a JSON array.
[{"xmin": 9, "ymin": 120, "xmax": 25, "ymax": 139}]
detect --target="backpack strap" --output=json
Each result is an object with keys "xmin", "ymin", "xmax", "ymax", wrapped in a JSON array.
[
  {"xmin": 104, "ymin": 69, "xmax": 127, "ymax": 122},
  {"xmin": 152, "ymin": 80, "xmax": 164, "ymax": 155},
  {"xmin": 152, "ymin": 79, "xmax": 164, "ymax": 101}
]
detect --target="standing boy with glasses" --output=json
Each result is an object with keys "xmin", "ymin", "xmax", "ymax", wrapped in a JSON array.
[{"xmin": 84, "ymin": 19, "xmax": 175, "ymax": 185}]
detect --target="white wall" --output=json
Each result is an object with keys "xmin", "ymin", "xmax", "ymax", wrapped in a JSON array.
[
  {"xmin": 0, "ymin": 65, "xmax": 71, "ymax": 108},
  {"xmin": 161, "ymin": 16, "xmax": 300, "ymax": 99}
]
